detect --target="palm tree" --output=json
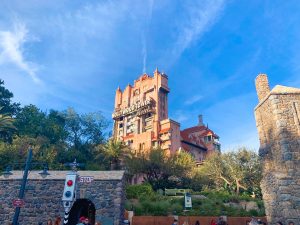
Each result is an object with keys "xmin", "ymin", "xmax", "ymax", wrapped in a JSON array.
[
  {"xmin": 102, "ymin": 139, "xmax": 131, "ymax": 170},
  {"xmin": 0, "ymin": 107, "xmax": 16, "ymax": 132}
]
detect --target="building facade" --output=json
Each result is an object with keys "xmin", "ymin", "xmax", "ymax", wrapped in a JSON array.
[
  {"xmin": 180, "ymin": 115, "xmax": 221, "ymax": 165},
  {"xmin": 112, "ymin": 69, "xmax": 220, "ymax": 162},
  {"xmin": 0, "ymin": 171, "xmax": 125, "ymax": 225},
  {"xmin": 254, "ymin": 74, "xmax": 300, "ymax": 224}
]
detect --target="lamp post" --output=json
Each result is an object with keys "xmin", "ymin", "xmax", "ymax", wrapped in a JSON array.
[{"xmin": 2, "ymin": 148, "xmax": 50, "ymax": 225}]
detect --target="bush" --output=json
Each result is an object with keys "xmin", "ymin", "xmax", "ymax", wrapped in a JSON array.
[
  {"xmin": 126, "ymin": 183, "xmax": 154, "ymax": 199},
  {"xmin": 125, "ymin": 187, "xmax": 265, "ymax": 217},
  {"xmin": 140, "ymin": 200, "xmax": 170, "ymax": 216}
]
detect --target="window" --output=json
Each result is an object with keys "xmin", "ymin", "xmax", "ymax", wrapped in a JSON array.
[
  {"xmin": 204, "ymin": 135, "xmax": 212, "ymax": 143},
  {"xmin": 119, "ymin": 123, "xmax": 123, "ymax": 128},
  {"xmin": 145, "ymin": 113, "xmax": 152, "ymax": 118},
  {"xmin": 214, "ymin": 143, "xmax": 221, "ymax": 151}
]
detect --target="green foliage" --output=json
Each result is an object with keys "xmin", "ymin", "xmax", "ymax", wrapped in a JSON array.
[
  {"xmin": 62, "ymin": 108, "xmax": 109, "ymax": 148},
  {"xmin": 0, "ymin": 79, "xmax": 111, "ymax": 171},
  {"xmin": 101, "ymin": 139, "xmax": 131, "ymax": 170},
  {"xmin": 126, "ymin": 184, "xmax": 154, "ymax": 199},
  {"xmin": 0, "ymin": 79, "xmax": 20, "ymax": 116},
  {"xmin": 200, "ymin": 148, "xmax": 262, "ymax": 195},
  {"xmin": 126, "ymin": 148, "xmax": 198, "ymax": 190},
  {"xmin": 0, "ymin": 80, "xmax": 20, "ymax": 141},
  {"xmin": 125, "ymin": 188, "xmax": 265, "ymax": 216},
  {"xmin": 0, "ymin": 107, "xmax": 16, "ymax": 134}
]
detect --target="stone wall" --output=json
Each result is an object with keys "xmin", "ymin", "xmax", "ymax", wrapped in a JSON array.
[
  {"xmin": 0, "ymin": 170, "xmax": 125, "ymax": 225},
  {"xmin": 254, "ymin": 74, "xmax": 300, "ymax": 224}
]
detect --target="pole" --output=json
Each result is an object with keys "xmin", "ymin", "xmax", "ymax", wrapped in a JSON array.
[{"xmin": 13, "ymin": 148, "xmax": 33, "ymax": 225}]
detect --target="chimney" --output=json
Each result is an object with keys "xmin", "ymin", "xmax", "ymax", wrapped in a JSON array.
[
  {"xmin": 198, "ymin": 115, "xmax": 204, "ymax": 126},
  {"xmin": 255, "ymin": 74, "xmax": 270, "ymax": 102}
]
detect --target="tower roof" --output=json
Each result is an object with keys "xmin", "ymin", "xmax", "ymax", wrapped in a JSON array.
[{"xmin": 270, "ymin": 85, "xmax": 300, "ymax": 94}]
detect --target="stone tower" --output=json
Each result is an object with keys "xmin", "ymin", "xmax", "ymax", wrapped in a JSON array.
[{"xmin": 254, "ymin": 74, "xmax": 300, "ymax": 224}]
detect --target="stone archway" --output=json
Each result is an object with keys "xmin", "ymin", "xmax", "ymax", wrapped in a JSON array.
[{"xmin": 68, "ymin": 199, "xmax": 96, "ymax": 225}]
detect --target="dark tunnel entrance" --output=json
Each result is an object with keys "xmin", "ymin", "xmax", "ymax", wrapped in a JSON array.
[{"xmin": 67, "ymin": 199, "xmax": 95, "ymax": 225}]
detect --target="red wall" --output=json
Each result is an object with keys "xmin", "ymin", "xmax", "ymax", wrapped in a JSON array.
[{"xmin": 132, "ymin": 216, "xmax": 267, "ymax": 225}]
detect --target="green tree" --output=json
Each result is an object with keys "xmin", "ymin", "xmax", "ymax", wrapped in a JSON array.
[
  {"xmin": 0, "ymin": 107, "xmax": 16, "ymax": 142},
  {"xmin": 0, "ymin": 79, "xmax": 20, "ymax": 141},
  {"xmin": 171, "ymin": 150, "xmax": 196, "ymax": 178},
  {"xmin": 201, "ymin": 148, "xmax": 262, "ymax": 195},
  {"xmin": 14, "ymin": 104, "xmax": 46, "ymax": 137},
  {"xmin": 63, "ymin": 108, "xmax": 108, "ymax": 150},
  {"xmin": 101, "ymin": 139, "xmax": 131, "ymax": 170},
  {"xmin": 43, "ymin": 110, "xmax": 67, "ymax": 144},
  {"xmin": 0, "ymin": 108, "xmax": 16, "ymax": 132},
  {"xmin": 0, "ymin": 79, "xmax": 20, "ymax": 116},
  {"xmin": 125, "ymin": 148, "xmax": 197, "ymax": 190}
]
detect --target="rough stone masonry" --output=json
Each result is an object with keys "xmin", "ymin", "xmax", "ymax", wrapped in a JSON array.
[
  {"xmin": 254, "ymin": 74, "xmax": 300, "ymax": 224},
  {"xmin": 0, "ymin": 170, "xmax": 125, "ymax": 225}
]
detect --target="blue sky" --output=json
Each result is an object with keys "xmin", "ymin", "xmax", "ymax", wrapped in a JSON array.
[{"xmin": 1, "ymin": 0, "xmax": 300, "ymax": 151}]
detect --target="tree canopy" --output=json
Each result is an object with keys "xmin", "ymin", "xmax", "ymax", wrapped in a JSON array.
[
  {"xmin": 200, "ymin": 148, "xmax": 262, "ymax": 195},
  {"xmin": 0, "ymin": 79, "xmax": 110, "ymax": 171}
]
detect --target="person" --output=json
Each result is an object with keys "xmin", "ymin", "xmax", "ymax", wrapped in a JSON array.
[
  {"xmin": 210, "ymin": 219, "xmax": 217, "ymax": 225},
  {"xmin": 276, "ymin": 222, "xmax": 283, "ymax": 225},
  {"xmin": 288, "ymin": 222, "xmax": 294, "ymax": 225},
  {"xmin": 54, "ymin": 217, "xmax": 61, "ymax": 225},
  {"xmin": 195, "ymin": 221, "xmax": 200, "ymax": 225},
  {"xmin": 47, "ymin": 219, "xmax": 53, "ymax": 225},
  {"xmin": 76, "ymin": 216, "xmax": 86, "ymax": 225},
  {"xmin": 172, "ymin": 219, "xmax": 178, "ymax": 225},
  {"xmin": 249, "ymin": 217, "xmax": 258, "ymax": 225},
  {"xmin": 95, "ymin": 222, "xmax": 101, "ymax": 225},
  {"xmin": 83, "ymin": 218, "xmax": 91, "ymax": 225},
  {"xmin": 217, "ymin": 217, "xmax": 226, "ymax": 225}
]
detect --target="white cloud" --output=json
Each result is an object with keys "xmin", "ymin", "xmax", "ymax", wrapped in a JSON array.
[
  {"xmin": 184, "ymin": 94, "xmax": 203, "ymax": 105},
  {"xmin": 171, "ymin": 110, "xmax": 189, "ymax": 123},
  {"xmin": 0, "ymin": 21, "xmax": 40, "ymax": 83},
  {"xmin": 170, "ymin": 0, "xmax": 225, "ymax": 62}
]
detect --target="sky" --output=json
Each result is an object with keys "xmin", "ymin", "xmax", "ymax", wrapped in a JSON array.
[{"xmin": 1, "ymin": 0, "xmax": 300, "ymax": 151}]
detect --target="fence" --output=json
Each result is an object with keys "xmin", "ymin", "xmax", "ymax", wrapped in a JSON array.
[{"xmin": 132, "ymin": 216, "xmax": 267, "ymax": 225}]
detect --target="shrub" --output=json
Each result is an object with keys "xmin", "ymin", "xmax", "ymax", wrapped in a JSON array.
[
  {"xmin": 126, "ymin": 183, "xmax": 154, "ymax": 199},
  {"xmin": 140, "ymin": 200, "xmax": 170, "ymax": 216}
]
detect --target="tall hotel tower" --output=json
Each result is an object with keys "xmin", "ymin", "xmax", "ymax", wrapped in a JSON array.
[{"xmin": 112, "ymin": 69, "xmax": 181, "ymax": 155}]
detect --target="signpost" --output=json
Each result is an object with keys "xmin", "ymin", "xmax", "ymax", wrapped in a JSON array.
[
  {"xmin": 184, "ymin": 193, "xmax": 192, "ymax": 209},
  {"xmin": 13, "ymin": 199, "xmax": 25, "ymax": 208}
]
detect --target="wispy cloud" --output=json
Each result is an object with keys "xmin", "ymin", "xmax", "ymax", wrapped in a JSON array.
[
  {"xmin": 142, "ymin": 0, "xmax": 154, "ymax": 74},
  {"xmin": 0, "ymin": 21, "xmax": 40, "ymax": 83},
  {"xmin": 142, "ymin": 33, "xmax": 147, "ymax": 74},
  {"xmin": 166, "ymin": 0, "xmax": 225, "ymax": 64},
  {"xmin": 184, "ymin": 94, "xmax": 203, "ymax": 105},
  {"xmin": 172, "ymin": 110, "xmax": 189, "ymax": 123}
]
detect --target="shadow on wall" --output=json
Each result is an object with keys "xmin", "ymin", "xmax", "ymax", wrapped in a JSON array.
[{"xmin": 259, "ymin": 127, "xmax": 300, "ymax": 223}]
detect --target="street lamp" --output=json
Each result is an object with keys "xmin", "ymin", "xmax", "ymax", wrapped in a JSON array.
[
  {"xmin": 3, "ymin": 166, "xmax": 13, "ymax": 178},
  {"xmin": 2, "ymin": 148, "xmax": 50, "ymax": 225},
  {"xmin": 39, "ymin": 166, "xmax": 50, "ymax": 178}
]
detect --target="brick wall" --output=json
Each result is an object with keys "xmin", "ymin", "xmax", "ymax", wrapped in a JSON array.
[
  {"xmin": 254, "ymin": 75, "xmax": 300, "ymax": 224},
  {"xmin": 0, "ymin": 171, "xmax": 125, "ymax": 225}
]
